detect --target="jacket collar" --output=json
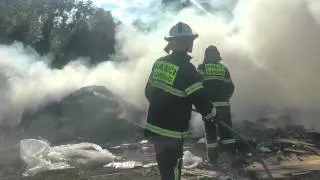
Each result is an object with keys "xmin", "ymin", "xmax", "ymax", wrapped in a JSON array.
[{"xmin": 171, "ymin": 51, "xmax": 193, "ymax": 61}]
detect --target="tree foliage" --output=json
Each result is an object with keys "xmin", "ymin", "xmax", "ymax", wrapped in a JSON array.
[{"xmin": 0, "ymin": 0, "xmax": 116, "ymax": 68}]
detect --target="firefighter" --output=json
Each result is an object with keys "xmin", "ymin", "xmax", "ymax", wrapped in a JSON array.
[
  {"xmin": 197, "ymin": 45, "xmax": 236, "ymax": 165},
  {"xmin": 144, "ymin": 22, "xmax": 216, "ymax": 180}
]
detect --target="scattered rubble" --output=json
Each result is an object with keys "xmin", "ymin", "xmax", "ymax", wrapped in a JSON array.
[
  {"xmin": 192, "ymin": 119, "xmax": 320, "ymax": 179},
  {"xmin": 233, "ymin": 120, "xmax": 320, "ymax": 179},
  {"xmin": 246, "ymin": 155, "xmax": 320, "ymax": 179},
  {"xmin": 2, "ymin": 118, "xmax": 320, "ymax": 180}
]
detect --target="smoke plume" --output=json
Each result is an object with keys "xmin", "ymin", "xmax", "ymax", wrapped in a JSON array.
[{"xmin": 0, "ymin": 0, "xmax": 319, "ymax": 133}]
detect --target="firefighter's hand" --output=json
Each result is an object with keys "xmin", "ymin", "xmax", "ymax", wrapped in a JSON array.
[
  {"xmin": 204, "ymin": 107, "xmax": 217, "ymax": 122},
  {"xmin": 208, "ymin": 116, "xmax": 219, "ymax": 123}
]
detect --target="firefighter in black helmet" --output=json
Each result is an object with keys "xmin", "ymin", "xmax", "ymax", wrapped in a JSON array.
[
  {"xmin": 197, "ymin": 45, "xmax": 235, "ymax": 165},
  {"xmin": 144, "ymin": 22, "xmax": 216, "ymax": 180}
]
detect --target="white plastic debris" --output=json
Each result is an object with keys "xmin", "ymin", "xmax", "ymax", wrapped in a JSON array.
[
  {"xmin": 104, "ymin": 161, "xmax": 143, "ymax": 169},
  {"xmin": 259, "ymin": 146, "xmax": 272, "ymax": 153},
  {"xmin": 139, "ymin": 140, "xmax": 148, "ymax": 144},
  {"xmin": 197, "ymin": 137, "xmax": 207, "ymax": 144},
  {"xmin": 183, "ymin": 151, "xmax": 203, "ymax": 169},
  {"xmin": 143, "ymin": 162, "xmax": 158, "ymax": 168},
  {"xmin": 142, "ymin": 146, "xmax": 149, "ymax": 151},
  {"xmin": 20, "ymin": 139, "xmax": 116, "ymax": 177}
]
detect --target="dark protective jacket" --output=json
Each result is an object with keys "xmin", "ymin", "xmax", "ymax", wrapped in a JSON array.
[
  {"xmin": 197, "ymin": 61, "xmax": 234, "ymax": 102},
  {"xmin": 144, "ymin": 52, "xmax": 215, "ymax": 139}
]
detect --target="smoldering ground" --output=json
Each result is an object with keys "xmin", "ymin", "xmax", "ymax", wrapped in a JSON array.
[{"xmin": 0, "ymin": 0, "xmax": 319, "ymax": 136}]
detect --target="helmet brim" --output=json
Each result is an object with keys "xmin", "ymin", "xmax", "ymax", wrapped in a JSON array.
[{"xmin": 164, "ymin": 34, "xmax": 199, "ymax": 41}]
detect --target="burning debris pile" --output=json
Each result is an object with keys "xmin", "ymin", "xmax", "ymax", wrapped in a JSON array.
[
  {"xmin": 11, "ymin": 118, "xmax": 320, "ymax": 180},
  {"xmin": 1, "ymin": 93, "xmax": 320, "ymax": 180},
  {"xmin": 19, "ymin": 85, "xmax": 145, "ymax": 145},
  {"xmin": 233, "ymin": 119, "xmax": 320, "ymax": 179}
]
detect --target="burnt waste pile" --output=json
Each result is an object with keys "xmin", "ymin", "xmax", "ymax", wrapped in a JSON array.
[
  {"xmin": 1, "ymin": 87, "xmax": 320, "ymax": 179},
  {"xmin": 19, "ymin": 85, "xmax": 145, "ymax": 145},
  {"xmin": 0, "ymin": 85, "xmax": 145, "ymax": 179}
]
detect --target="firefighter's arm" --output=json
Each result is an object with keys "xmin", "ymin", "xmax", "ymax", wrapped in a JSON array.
[
  {"xmin": 197, "ymin": 64, "xmax": 205, "ymax": 77},
  {"xmin": 188, "ymin": 87, "xmax": 216, "ymax": 121},
  {"xmin": 225, "ymin": 68, "xmax": 235, "ymax": 98},
  {"xmin": 185, "ymin": 64, "xmax": 216, "ymax": 121},
  {"xmin": 144, "ymin": 68, "xmax": 154, "ymax": 103},
  {"xmin": 144, "ymin": 81, "xmax": 152, "ymax": 103}
]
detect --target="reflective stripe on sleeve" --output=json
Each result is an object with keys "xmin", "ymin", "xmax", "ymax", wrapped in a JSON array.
[
  {"xmin": 204, "ymin": 107, "xmax": 216, "ymax": 120},
  {"xmin": 185, "ymin": 82, "xmax": 203, "ymax": 96}
]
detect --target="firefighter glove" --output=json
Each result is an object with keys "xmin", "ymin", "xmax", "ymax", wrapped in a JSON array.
[{"xmin": 204, "ymin": 107, "xmax": 217, "ymax": 122}]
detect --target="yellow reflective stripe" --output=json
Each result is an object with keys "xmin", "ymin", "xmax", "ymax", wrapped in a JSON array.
[
  {"xmin": 204, "ymin": 112, "xmax": 215, "ymax": 120},
  {"xmin": 203, "ymin": 76, "xmax": 230, "ymax": 82},
  {"xmin": 145, "ymin": 123, "xmax": 188, "ymax": 139},
  {"xmin": 204, "ymin": 107, "xmax": 216, "ymax": 120},
  {"xmin": 207, "ymin": 142, "xmax": 218, "ymax": 149},
  {"xmin": 213, "ymin": 101, "xmax": 230, "ymax": 107},
  {"xmin": 150, "ymin": 80, "xmax": 187, "ymax": 97},
  {"xmin": 222, "ymin": 139, "xmax": 236, "ymax": 144},
  {"xmin": 174, "ymin": 158, "xmax": 180, "ymax": 180},
  {"xmin": 185, "ymin": 82, "xmax": 203, "ymax": 96}
]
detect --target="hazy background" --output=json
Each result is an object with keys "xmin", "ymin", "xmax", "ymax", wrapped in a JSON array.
[{"xmin": 0, "ymin": 0, "xmax": 319, "ymax": 134}]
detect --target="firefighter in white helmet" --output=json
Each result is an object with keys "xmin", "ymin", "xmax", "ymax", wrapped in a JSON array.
[
  {"xmin": 163, "ymin": 21, "xmax": 198, "ymax": 53},
  {"xmin": 144, "ymin": 22, "xmax": 216, "ymax": 180}
]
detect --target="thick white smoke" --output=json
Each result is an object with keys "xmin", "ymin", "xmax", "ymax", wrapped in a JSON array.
[{"xmin": 0, "ymin": 0, "xmax": 319, "ymax": 133}]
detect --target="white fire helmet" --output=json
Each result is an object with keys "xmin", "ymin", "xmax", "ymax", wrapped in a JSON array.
[{"xmin": 164, "ymin": 22, "xmax": 199, "ymax": 53}]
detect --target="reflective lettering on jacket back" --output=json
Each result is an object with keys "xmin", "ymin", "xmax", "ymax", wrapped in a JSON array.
[
  {"xmin": 204, "ymin": 63, "xmax": 226, "ymax": 77},
  {"xmin": 152, "ymin": 61, "xmax": 179, "ymax": 85}
]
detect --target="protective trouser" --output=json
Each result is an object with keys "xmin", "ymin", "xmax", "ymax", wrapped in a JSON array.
[
  {"xmin": 151, "ymin": 135, "xmax": 184, "ymax": 180},
  {"xmin": 204, "ymin": 102, "xmax": 236, "ymax": 162}
]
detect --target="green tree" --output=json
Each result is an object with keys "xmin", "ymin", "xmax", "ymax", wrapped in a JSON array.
[{"xmin": 0, "ymin": 0, "xmax": 116, "ymax": 68}]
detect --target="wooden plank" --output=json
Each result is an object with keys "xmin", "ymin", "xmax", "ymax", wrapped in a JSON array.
[{"xmin": 272, "ymin": 139, "xmax": 315, "ymax": 147}]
